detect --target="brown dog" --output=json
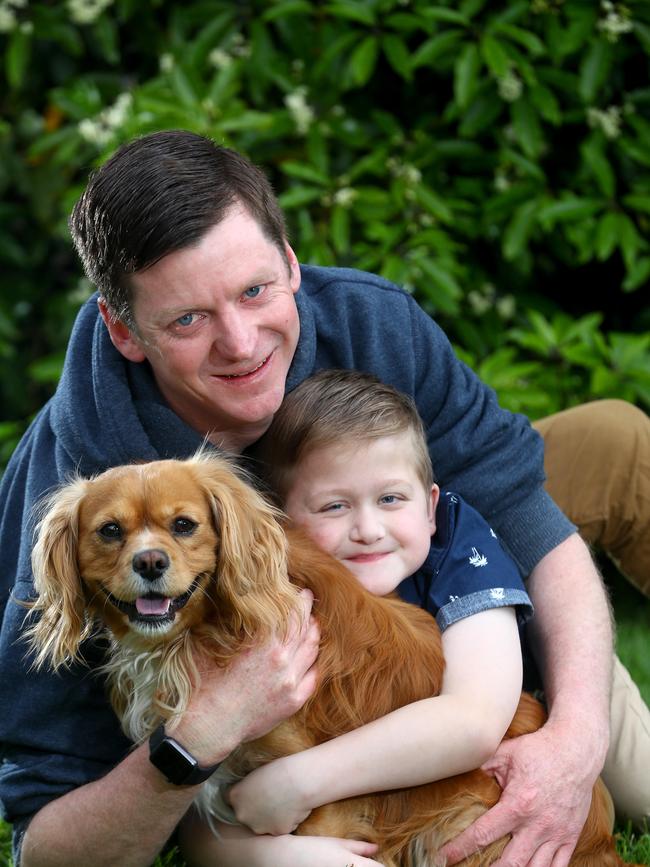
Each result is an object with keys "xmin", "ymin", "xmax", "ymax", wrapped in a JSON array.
[{"xmin": 26, "ymin": 453, "xmax": 631, "ymax": 866}]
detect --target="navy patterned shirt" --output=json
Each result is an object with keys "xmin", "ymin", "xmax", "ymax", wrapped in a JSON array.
[{"xmin": 397, "ymin": 491, "xmax": 533, "ymax": 631}]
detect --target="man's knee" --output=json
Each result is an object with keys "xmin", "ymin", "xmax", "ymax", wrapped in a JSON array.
[
  {"xmin": 602, "ymin": 656, "xmax": 650, "ymax": 825},
  {"xmin": 534, "ymin": 401, "xmax": 650, "ymax": 595}
]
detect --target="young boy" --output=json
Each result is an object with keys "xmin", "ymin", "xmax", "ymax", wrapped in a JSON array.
[{"xmin": 193, "ymin": 369, "xmax": 533, "ymax": 867}]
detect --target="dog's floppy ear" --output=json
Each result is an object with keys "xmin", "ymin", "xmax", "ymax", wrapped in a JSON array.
[
  {"xmin": 26, "ymin": 477, "xmax": 94, "ymax": 670},
  {"xmin": 189, "ymin": 453, "xmax": 299, "ymax": 645}
]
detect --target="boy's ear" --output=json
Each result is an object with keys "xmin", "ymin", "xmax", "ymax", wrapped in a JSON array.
[
  {"xmin": 97, "ymin": 298, "xmax": 146, "ymax": 363},
  {"xmin": 428, "ymin": 484, "xmax": 440, "ymax": 535}
]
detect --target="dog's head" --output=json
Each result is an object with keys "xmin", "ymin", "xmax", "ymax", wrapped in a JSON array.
[{"xmin": 27, "ymin": 452, "xmax": 298, "ymax": 670}]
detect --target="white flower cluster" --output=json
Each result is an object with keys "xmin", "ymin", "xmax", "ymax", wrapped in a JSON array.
[
  {"xmin": 587, "ymin": 105, "xmax": 623, "ymax": 139},
  {"xmin": 494, "ymin": 169, "xmax": 511, "ymax": 192},
  {"xmin": 498, "ymin": 70, "xmax": 523, "ymax": 103},
  {"xmin": 78, "ymin": 92, "xmax": 132, "ymax": 146},
  {"xmin": 284, "ymin": 87, "xmax": 315, "ymax": 135},
  {"xmin": 387, "ymin": 159, "xmax": 422, "ymax": 185},
  {"xmin": 468, "ymin": 285, "xmax": 516, "ymax": 319},
  {"xmin": 207, "ymin": 33, "xmax": 251, "ymax": 69},
  {"xmin": 67, "ymin": 0, "xmax": 114, "ymax": 25},
  {"xmin": 598, "ymin": 1, "xmax": 633, "ymax": 42},
  {"xmin": 208, "ymin": 48, "xmax": 232, "ymax": 70},
  {"xmin": 0, "ymin": 0, "xmax": 26, "ymax": 34},
  {"xmin": 333, "ymin": 187, "xmax": 357, "ymax": 207},
  {"xmin": 159, "ymin": 53, "xmax": 174, "ymax": 73}
]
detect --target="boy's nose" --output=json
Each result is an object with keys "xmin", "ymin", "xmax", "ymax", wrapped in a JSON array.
[{"xmin": 350, "ymin": 508, "xmax": 385, "ymax": 544}]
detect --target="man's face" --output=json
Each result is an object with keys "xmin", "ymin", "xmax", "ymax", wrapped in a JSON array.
[{"xmin": 101, "ymin": 206, "xmax": 301, "ymax": 452}]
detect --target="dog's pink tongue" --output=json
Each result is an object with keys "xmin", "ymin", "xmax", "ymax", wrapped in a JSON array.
[{"xmin": 136, "ymin": 596, "xmax": 171, "ymax": 616}]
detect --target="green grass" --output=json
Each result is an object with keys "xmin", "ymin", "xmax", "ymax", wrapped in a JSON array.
[{"xmin": 2, "ymin": 572, "xmax": 648, "ymax": 867}]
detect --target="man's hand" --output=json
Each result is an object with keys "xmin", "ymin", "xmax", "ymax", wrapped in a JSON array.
[
  {"xmin": 170, "ymin": 588, "xmax": 320, "ymax": 763},
  {"xmin": 228, "ymin": 754, "xmax": 312, "ymax": 835},
  {"xmin": 438, "ymin": 722, "xmax": 598, "ymax": 867}
]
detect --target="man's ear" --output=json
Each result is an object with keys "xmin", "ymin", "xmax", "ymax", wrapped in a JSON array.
[
  {"xmin": 428, "ymin": 484, "xmax": 440, "ymax": 535},
  {"xmin": 97, "ymin": 298, "xmax": 146, "ymax": 363},
  {"xmin": 284, "ymin": 242, "xmax": 301, "ymax": 294}
]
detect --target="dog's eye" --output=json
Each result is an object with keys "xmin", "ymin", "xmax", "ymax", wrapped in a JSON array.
[
  {"xmin": 172, "ymin": 517, "xmax": 197, "ymax": 536},
  {"xmin": 98, "ymin": 522, "xmax": 123, "ymax": 540}
]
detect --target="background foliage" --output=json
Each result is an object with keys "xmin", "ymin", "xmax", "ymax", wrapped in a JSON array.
[
  {"xmin": 1, "ymin": 0, "xmax": 649, "ymax": 464},
  {"xmin": 0, "ymin": 4, "xmax": 649, "ymax": 862}
]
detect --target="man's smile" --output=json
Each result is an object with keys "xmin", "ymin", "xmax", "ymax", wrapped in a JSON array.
[{"xmin": 218, "ymin": 352, "xmax": 273, "ymax": 381}]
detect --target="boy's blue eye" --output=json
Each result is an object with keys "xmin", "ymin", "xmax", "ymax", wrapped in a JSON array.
[
  {"xmin": 380, "ymin": 495, "xmax": 399, "ymax": 505},
  {"xmin": 243, "ymin": 285, "xmax": 262, "ymax": 299}
]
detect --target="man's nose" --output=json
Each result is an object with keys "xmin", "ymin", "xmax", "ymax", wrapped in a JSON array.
[
  {"xmin": 212, "ymin": 310, "xmax": 256, "ymax": 361},
  {"xmin": 350, "ymin": 507, "xmax": 385, "ymax": 543}
]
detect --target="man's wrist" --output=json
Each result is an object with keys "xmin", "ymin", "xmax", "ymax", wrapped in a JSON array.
[
  {"xmin": 165, "ymin": 714, "xmax": 237, "ymax": 768},
  {"xmin": 149, "ymin": 724, "xmax": 223, "ymax": 786},
  {"xmin": 544, "ymin": 702, "xmax": 610, "ymax": 774}
]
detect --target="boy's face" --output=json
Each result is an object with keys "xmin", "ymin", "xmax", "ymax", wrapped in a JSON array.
[{"xmin": 285, "ymin": 432, "xmax": 438, "ymax": 595}]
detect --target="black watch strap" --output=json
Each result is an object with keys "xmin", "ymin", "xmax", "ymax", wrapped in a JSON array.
[{"xmin": 148, "ymin": 724, "xmax": 221, "ymax": 786}]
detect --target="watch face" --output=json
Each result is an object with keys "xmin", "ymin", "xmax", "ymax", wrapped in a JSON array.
[{"xmin": 154, "ymin": 738, "xmax": 198, "ymax": 783}]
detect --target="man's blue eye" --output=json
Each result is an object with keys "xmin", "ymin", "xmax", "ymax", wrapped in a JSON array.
[
  {"xmin": 243, "ymin": 286, "xmax": 262, "ymax": 299},
  {"xmin": 176, "ymin": 313, "xmax": 194, "ymax": 327}
]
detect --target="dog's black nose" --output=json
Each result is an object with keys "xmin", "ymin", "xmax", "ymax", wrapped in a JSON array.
[{"xmin": 132, "ymin": 549, "xmax": 170, "ymax": 582}]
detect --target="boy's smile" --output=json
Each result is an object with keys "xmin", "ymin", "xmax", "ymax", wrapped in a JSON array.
[{"xmin": 285, "ymin": 432, "xmax": 439, "ymax": 595}]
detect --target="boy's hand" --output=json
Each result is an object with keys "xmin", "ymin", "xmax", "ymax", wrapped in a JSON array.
[
  {"xmin": 228, "ymin": 754, "xmax": 312, "ymax": 834},
  {"xmin": 270, "ymin": 835, "xmax": 383, "ymax": 867}
]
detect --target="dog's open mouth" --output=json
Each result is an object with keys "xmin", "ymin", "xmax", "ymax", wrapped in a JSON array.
[{"xmin": 100, "ymin": 579, "xmax": 200, "ymax": 626}]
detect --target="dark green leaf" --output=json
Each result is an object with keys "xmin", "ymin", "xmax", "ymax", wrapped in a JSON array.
[
  {"xmin": 579, "ymin": 40, "xmax": 612, "ymax": 104},
  {"xmin": 348, "ymin": 35, "xmax": 379, "ymax": 86},
  {"xmin": 382, "ymin": 34, "xmax": 412, "ymax": 81},
  {"xmin": 6, "ymin": 29, "xmax": 31, "ymax": 89},
  {"xmin": 511, "ymin": 100, "xmax": 543, "ymax": 159},
  {"xmin": 325, "ymin": 1, "xmax": 376, "ymax": 25},
  {"xmin": 503, "ymin": 198, "xmax": 539, "ymax": 261},
  {"xmin": 481, "ymin": 34, "xmax": 510, "ymax": 77},
  {"xmin": 454, "ymin": 43, "xmax": 480, "ymax": 110},
  {"xmin": 411, "ymin": 31, "xmax": 464, "ymax": 69}
]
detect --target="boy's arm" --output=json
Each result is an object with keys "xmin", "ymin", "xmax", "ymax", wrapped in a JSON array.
[
  {"xmin": 227, "ymin": 607, "xmax": 523, "ymax": 835},
  {"xmin": 179, "ymin": 812, "xmax": 382, "ymax": 867}
]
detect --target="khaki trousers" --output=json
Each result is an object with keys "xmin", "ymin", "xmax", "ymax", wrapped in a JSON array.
[{"xmin": 534, "ymin": 400, "xmax": 650, "ymax": 823}]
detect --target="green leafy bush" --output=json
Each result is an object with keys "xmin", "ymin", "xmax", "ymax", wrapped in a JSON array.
[{"xmin": 1, "ymin": 0, "xmax": 649, "ymax": 462}]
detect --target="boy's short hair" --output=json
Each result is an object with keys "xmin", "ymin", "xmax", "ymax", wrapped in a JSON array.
[
  {"xmin": 69, "ymin": 130, "xmax": 287, "ymax": 326},
  {"xmin": 256, "ymin": 369, "xmax": 435, "ymax": 503}
]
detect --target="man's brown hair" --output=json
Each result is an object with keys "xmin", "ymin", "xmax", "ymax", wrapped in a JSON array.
[{"xmin": 69, "ymin": 130, "xmax": 287, "ymax": 326}]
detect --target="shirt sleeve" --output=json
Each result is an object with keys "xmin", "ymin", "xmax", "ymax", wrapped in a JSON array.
[{"xmin": 398, "ymin": 492, "xmax": 533, "ymax": 632}]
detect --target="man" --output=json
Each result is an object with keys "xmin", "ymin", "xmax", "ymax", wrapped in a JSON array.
[{"xmin": 0, "ymin": 130, "xmax": 647, "ymax": 867}]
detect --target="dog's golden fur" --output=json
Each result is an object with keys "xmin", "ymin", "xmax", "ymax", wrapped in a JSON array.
[{"xmin": 26, "ymin": 453, "xmax": 631, "ymax": 866}]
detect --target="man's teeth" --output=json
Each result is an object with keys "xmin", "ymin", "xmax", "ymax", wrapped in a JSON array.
[{"xmin": 224, "ymin": 357, "xmax": 267, "ymax": 378}]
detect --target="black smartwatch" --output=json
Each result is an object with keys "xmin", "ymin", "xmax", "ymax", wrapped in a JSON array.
[{"xmin": 148, "ymin": 724, "xmax": 221, "ymax": 785}]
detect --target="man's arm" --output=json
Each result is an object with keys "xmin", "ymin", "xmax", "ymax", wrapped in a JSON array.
[
  {"xmin": 20, "ymin": 590, "xmax": 319, "ymax": 867},
  {"xmin": 440, "ymin": 533, "xmax": 613, "ymax": 867},
  {"xmin": 21, "ymin": 744, "xmax": 198, "ymax": 867}
]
